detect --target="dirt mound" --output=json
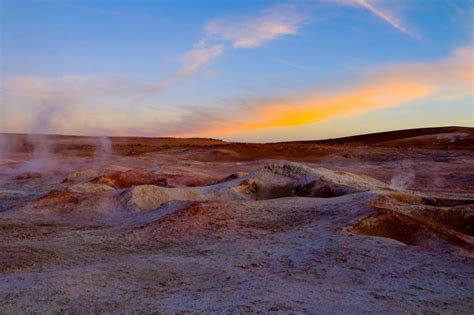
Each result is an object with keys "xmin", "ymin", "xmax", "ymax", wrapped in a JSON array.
[
  {"xmin": 209, "ymin": 172, "xmax": 247, "ymax": 185},
  {"xmin": 36, "ymin": 191, "xmax": 80, "ymax": 205},
  {"xmin": 124, "ymin": 164, "xmax": 309, "ymax": 211},
  {"xmin": 130, "ymin": 198, "xmax": 324, "ymax": 241},
  {"xmin": 131, "ymin": 202, "xmax": 235, "ymax": 240},
  {"xmin": 351, "ymin": 209, "xmax": 474, "ymax": 252},
  {"xmin": 381, "ymin": 192, "xmax": 474, "ymax": 236},
  {"xmin": 63, "ymin": 165, "xmax": 132, "ymax": 184},
  {"xmin": 90, "ymin": 170, "xmax": 167, "ymax": 189},
  {"xmin": 124, "ymin": 163, "xmax": 388, "ymax": 211},
  {"xmin": 68, "ymin": 182, "xmax": 115, "ymax": 193},
  {"xmin": 293, "ymin": 180, "xmax": 362, "ymax": 198},
  {"xmin": 409, "ymin": 205, "xmax": 474, "ymax": 237},
  {"xmin": 30, "ymin": 191, "xmax": 82, "ymax": 214},
  {"xmin": 64, "ymin": 169, "xmax": 101, "ymax": 183},
  {"xmin": 242, "ymin": 163, "xmax": 386, "ymax": 200}
]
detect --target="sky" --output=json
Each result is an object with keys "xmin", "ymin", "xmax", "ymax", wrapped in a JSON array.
[{"xmin": 0, "ymin": 0, "xmax": 473, "ymax": 142}]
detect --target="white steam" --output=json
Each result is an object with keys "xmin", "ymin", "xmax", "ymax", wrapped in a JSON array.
[
  {"xmin": 95, "ymin": 136, "xmax": 112, "ymax": 166},
  {"xmin": 23, "ymin": 135, "xmax": 57, "ymax": 173},
  {"xmin": 390, "ymin": 160, "xmax": 416, "ymax": 190},
  {"xmin": 0, "ymin": 134, "xmax": 11, "ymax": 160},
  {"xmin": 13, "ymin": 105, "xmax": 60, "ymax": 174}
]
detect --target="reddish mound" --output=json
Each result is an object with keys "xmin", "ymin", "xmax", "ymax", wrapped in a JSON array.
[
  {"xmin": 91, "ymin": 170, "xmax": 167, "ymax": 189},
  {"xmin": 32, "ymin": 191, "xmax": 82, "ymax": 214},
  {"xmin": 132, "ymin": 202, "xmax": 232, "ymax": 240},
  {"xmin": 413, "ymin": 205, "xmax": 474, "ymax": 237},
  {"xmin": 132, "ymin": 202, "xmax": 243, "ymax": 240},
  {"xmin": 36, "ymin": 191, "xmax": 80, "ymax": 205},
  {"xmin": 351, "ymin": 209, "xmax": 473, "ymax": 252}
]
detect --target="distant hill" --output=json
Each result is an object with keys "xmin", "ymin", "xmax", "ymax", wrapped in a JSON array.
[
  {"xmin": 280, "ymin": 126, "xmax": 474, "ymax": 149},
  {"xmin": 2, "ymin": 126, "xmax": 473, "ymax": 154}
]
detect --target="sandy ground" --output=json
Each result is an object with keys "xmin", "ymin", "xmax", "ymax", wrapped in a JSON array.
[{"xmin": 0, "ymin": 127, "xmax": 473, "ymax": 313}]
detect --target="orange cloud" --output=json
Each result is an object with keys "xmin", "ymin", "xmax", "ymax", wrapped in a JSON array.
[
  {"xmin": 181, "ymin": 79, "xmax": 431, "ymax": 137},
  {"xmin": 254, "ymin": 81, "xmax": 431, "ymax": 127},
  {"xmin": 173, "ymin": 45, "xmax": 473, "ymax": 137}
]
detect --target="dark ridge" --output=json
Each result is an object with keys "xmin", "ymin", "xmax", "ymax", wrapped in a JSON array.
[{"xmin": 273, "ymin": 126, "xmax": 474, "ymax": 146}]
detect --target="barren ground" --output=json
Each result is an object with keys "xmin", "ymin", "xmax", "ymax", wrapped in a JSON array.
[{"xmin": 0, "ymin": 127, "xmax": 473, "ymax": 314}]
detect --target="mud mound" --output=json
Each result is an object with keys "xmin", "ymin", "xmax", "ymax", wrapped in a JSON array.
[
  {"xmin": 262, "ymin": 163, "xmax": 315, "ymax": 178},
  {"xmin": 410, "ymin": 205, "xmax": 474, "ymax": 237},
  {"xmin": 8, "ymin": 189, "xmax": 123, "ymax": 221},
  {"xmin": 125, "ymin": 182, "xmax": 252, "ymax": 212},
  {"xmin": 244, "ymin": 163, "xmax": 386, "ymax": 199},
  {"xmin": 63, "ymin": 165, "xmax": 133, "ymax": 182},
  {"xmin": 129, "ymin": 199, "xmax": 323, "ymax": 240},
  {"xmin": 263, "ymin": 164, "xmax": 386, "ymax": 198},
  {"xmin": 293, "ymin": 180, "xmax": 363, "ymax": 198},
  {"xmin": 384, "ymin": 192, "xmax": 474, "ymax": 236},
  {"xmin": 209, "ymin": 172, "xmax": 247, "ymax": 185},
  {"xmin": 132, "ymin": 202, "xmax": 235, "ymax": 240},
  {"xmin": 31, "ymin": 191, "xmax": 82, "ymax": 214},
  {"xmin": 36, "ymin": 191, "xmax": 80, "ymax": 205},
  {"xmin": 125, "ymin": 163, "xmax": 388, "ymax": 211},
  {"xmin": 124, "ymin": 164, "xmax": 309, "ymax": 211},
  {"xmin": 351, "ymin": 209, "xmax": 474, "ymax": 252},
  {"xmin": 68, "ymin": 182, "xmax": 115, "ymax": 193},
  {"xmin": 64, "ymin": 169, "xmax": 101, "ymax": 183},
  {"xmin": 90, "ymin": 170, "xmax": 167, "ymax": 189},
  {"xmin": 126, "ymin": 185, "xmax": 200, "ymax": 212}
]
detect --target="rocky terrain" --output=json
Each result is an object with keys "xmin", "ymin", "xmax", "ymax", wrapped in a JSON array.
[{"xmin": 0, "ymin": 126, "xmax": 473, "ymax": 313}]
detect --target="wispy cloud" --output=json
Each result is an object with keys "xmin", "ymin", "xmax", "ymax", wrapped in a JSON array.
[
  {"xmin": 143, "ymin": 43, "xmax": 225, "ymax": 93},
  {"xmin": 269, "ymin": 56, "xmax": 314, "ymax": 71},
  {"xmin": 145, "ymin": 3, "xmax": 310, "ymax": 91},
  {"xmin": 205, "ymin": 3, "xmax": 309, "ymax": 48},
  {"xmin": 151, "ymin": 0, "xmax": 414, "ymax": 92},
  {"xmin": 333, "ymin": 0, "xmax": 412, "ymax": 36}
]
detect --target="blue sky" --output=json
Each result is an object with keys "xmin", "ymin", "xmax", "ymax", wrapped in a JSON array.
[{"xmin": 1, "ymin": 0, "xmax": 472, "ymax": 141}]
